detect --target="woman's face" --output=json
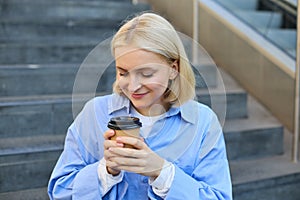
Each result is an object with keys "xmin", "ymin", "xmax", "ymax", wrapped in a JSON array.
[{"xmin": 115, "ymin": 46, "xmax": 178, "ymax": 116}]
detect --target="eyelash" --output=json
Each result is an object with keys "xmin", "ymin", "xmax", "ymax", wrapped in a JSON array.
[
  {"xmin": 141, "ymin": 72, "xmax": 154, "ymax": 77},
  {"xmin": 119, "ymin": 72, "xmax": 128, "ymax": 77},
  {"xmin": 118, "ymin": 72, "xmax": 154, "ymax": 78}
]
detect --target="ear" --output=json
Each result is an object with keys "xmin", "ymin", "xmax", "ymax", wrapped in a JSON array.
[{"xmin": 169, "ymin": 60, "xmax": 179, "ymax": 80}]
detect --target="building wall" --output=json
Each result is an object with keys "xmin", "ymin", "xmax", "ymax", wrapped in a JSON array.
[{"xmin": 145, "ymin": 0, "xmax": 194, "ymax": 36}]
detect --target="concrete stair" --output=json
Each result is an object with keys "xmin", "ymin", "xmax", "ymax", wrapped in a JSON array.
[
  {"xmin": 215, "ymin": 0, "xmax": 297, "ymax": 59},
  {"xmin": 231, "ymin": 127, "xmax": 300, "ymax": 200},
  {"xmin": 0, "ymin": 0, "xmax": 150, "ymax": 64},
  {"xmin": 0, "ymin": 0, "xmax": 298, "ymax": 199}
]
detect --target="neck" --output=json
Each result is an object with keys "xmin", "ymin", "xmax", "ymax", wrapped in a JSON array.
[{"xmin": 133, "ymin": 103, "xmax": 171, "ymax": 116}]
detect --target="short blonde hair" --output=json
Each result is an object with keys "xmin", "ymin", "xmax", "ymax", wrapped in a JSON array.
[{"xmin": 111, "ymin": 12, "xmax": 195, "ymax": 106}]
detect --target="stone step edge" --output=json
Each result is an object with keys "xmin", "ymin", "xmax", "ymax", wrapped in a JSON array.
[
  {"xmin": 230, "ymin": 128, "xmax": 300, "ymax": 183},
  {"xmin": 224, "ymin": 95, "xmax": 281, "ymax": 132},
  {"xmin": 0, "ymin": 187, "xmax": 48, "ymax": 199},
  {"xmin": 0, "ymin": 82, "xmax": 246, "ymax": 106},
  {"xmin": 0, "ymin": 135, "xmax": 65, "ymax": 158},
  {"xmin": 0, "ymin": 1, "xmax": 149, "ymax": 12},
  {"xmin": 0, "ymin": 39, "xmax": 102, "ymax": 47},
  {"xmin": 232, "ymin": 170, "xmax": 300, "ymax": 200},
  {"xmin": 0, "ymin": 90, "xmax": 245, "ymax": 106},
  {"xmin": 0, "ymin": 0, "xmax": 142, "ymax": 7}
]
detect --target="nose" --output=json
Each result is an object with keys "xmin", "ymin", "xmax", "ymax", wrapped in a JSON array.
[{"xmin": 128, "ymin": 75, "xmax": 142, "ymax": 92}]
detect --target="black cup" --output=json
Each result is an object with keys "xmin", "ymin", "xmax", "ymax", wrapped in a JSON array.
[{"xmin": 108, "ymin": 116, "xmax": 142, "ymax": 130}]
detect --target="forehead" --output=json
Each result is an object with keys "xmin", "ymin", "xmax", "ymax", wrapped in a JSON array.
[{"xmin": 114, "ymin": 46, "xmax": 167, "ymax": 69}]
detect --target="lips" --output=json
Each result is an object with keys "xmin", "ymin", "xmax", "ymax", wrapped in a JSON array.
[{"xmin": 131, "ymin": 92, "xmax": 148, "ymax": 99}]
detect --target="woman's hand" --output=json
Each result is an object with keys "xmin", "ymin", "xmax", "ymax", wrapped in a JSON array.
[
  {"xmin": 103, "ymin": 129, "xmax": 123, "ymax": 176},
  {"xmin": 105, "ymin": 136, "xmax": 165, "ymax": 179}
]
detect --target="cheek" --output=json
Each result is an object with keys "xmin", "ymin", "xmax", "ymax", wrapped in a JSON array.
[
  {"xmin": 116, "ymin": 77, "xmax": 127, "ymax": 90},
  {"xmin": 151, "ymin": 76, "xmax": 169, "ymax": 88},
  {"xmin": 146, "ymin": 79, "xmax": 169, "ymax": 91}
]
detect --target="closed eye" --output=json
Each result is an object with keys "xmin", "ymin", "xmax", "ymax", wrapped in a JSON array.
[
  {"xmin": 116, "ymin": 67, "xmax": 129, "ymax": 77},
  {"xmin": 139, "ymin": 69, "xmax": 156, "ymax": 78},
  {"xmin": 119, "ymin": 71, "xmax": 129, "ymax": 76},
  {"xmin": 141, "ymin": 72, "xmax": 154, "ymax": 77}
]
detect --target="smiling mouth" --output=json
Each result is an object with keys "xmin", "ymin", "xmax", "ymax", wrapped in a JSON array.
[{"xmin": 131, "ymin": 92, "xmax": 148, "ymax": 99}]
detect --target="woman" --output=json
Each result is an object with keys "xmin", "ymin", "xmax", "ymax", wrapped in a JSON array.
[{"xmin": 48, "ymin": 12, "xmax": 232, "ymax": 199}]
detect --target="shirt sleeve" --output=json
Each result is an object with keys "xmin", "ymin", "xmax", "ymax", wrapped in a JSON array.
[
  {"xmin": 97, "ymin": 158, "xmax": 124, "ymax": 196},
  {"xmin": 148, "ymin": 160, "xmax": 175, "ymax": 198},
  {"xmin": 148, "ymin": 112, "xmax": 232, "ymax": 200},
  {"xmin": 47, "ymin": 126, "xmax": 103, "ymax": 200},
  {"xmin": 165, "ymin": 114, "xmax": 232, "ymax": 199}
]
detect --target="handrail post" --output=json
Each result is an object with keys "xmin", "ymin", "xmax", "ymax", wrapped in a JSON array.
[
  {"xmin": 192, "ymin": 0, "xmax": 199, "ymax": 64},
  {"xmin": 293, "ymin": 1, "xmax": 300, "ymax": 163}
]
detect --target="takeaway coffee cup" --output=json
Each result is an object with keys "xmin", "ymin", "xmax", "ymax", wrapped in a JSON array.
[{"xmin": 107, "ymin": 116, "xmax": 142, "ymax": 148}]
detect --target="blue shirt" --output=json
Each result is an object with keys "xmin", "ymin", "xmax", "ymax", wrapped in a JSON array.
[{"xmin": 48, "ymin": 93, "xmax": 232, "ymax": 199}]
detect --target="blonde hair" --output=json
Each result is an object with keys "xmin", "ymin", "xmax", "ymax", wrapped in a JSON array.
[{"xmin": 111, "ymin": 12, "xmax": 195, "ymax": 106}]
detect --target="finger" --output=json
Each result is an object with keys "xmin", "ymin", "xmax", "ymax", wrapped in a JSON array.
[
  {"xmin": 115, "ymin": 165, "xmax": 149, "ymax": 174},
  {"xmin": 103, "ymin": 129, "xmax": 115, "ymax": 140},
  {"xmin": 106, "ymin": 159, "xmax": 119, "ymax": 169},
  {"xmin": 108, "ymin": 146, "xmax": 147, "ymax": 158},
  {"xmin": 110, "ymin": 156, "xmax": 146, "ymax": 167},
  {"xmin": 116, "ymin": 136, "xmax": 145, "ymax": 150},
  {"xmin": 104, "ymin": 139, "xmax": 124, "ymax": 150},
  {"xmin": 104, "ymin": 148, "xmax": 118, "ymax": 160}
]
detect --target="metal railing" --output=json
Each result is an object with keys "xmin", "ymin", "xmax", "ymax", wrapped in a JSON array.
[{"xmin": 293, "ymin": 1, "xmax": 299, "ymax": 163}]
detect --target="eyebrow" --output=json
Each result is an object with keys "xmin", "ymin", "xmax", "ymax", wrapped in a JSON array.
[
  {"xmin": 116, "ymin": 66, "xmax": 157, "ymax": 71},
  {"xmin": 116, "ymin": 66, "xmax": 128, "ymax": 71}
]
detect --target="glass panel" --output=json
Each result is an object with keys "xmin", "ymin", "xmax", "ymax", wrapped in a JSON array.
[{"xmin": 213, "ymin": 0, "xmax": 297, "ymax": 59}]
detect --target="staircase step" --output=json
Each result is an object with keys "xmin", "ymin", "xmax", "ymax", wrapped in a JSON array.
[
  {"xmin": 0, "ymin": 94, "xmax": 92, "ymax": 138},
  {"xmin": 0, "ymin": 1, "xmax": 149, "ymax": 19},
  {"xmin": 0, "ymin": 135, "xmax": 64, "ymax": 158},
  {"xmin": 0, "ymin": 18, "xmax": 120, "ymax": 40},
  {"xmin": 0, "ymin": 86, "xmax": 245, "ymax": 139},
  {"xmin": 265, "ymin": 29, "xmax": 296, "ymax": 50},
  {"xmin": 0, "ymin": 41, "xmax": 101, "ymax": 64},
  {"xmin": 0, "ymin": 135, "xmax": 63, "ymax": 193},
  {"xmin": 224, "ymin": 95, "xmax": 283, "ymax": 160},
  {"xmin": 0, "ymin": 158, "xmax": 58, "ymax": 193},
  {"xmin": 0, "ymin": 63, "xmax": 215, "ymax": 97},
  {"xmin": 265, "ymin": 29, "xmax": 296, "ymax": 58},
  {"xmin": 215, "ymin": 0, "xmax": 258, "ymax": 10},
  {"xmin": 193, "ymin": 64, "xmax": 218, "ymax": 88},
  {"xmin": 0, "ymin": 63, "xmax": 116, "ymax": 96},
  {"xmin": 0, "ymin": 187, "xmax": 48, "ymax": 200},
  {"xmin": 197, "ymin": 68, "xmax": 248, "ymax": 120},
  {"xmin": 287, "ymin": 49, "xmax": 296, "ymax": 58},
  {"xmin": 0, "ymin": 69, "xmax": 247, "ymax": 139},
  {"xmin": 234, "ymin": 11, "xmax": 282, "ymax": 29},
  {"xmin": 234, "ymin": 172, "xmax": 300, "ymax": 200},
  {"xmin": 231, "ymin": 130, "xmax": 300, "ymax": 199}
]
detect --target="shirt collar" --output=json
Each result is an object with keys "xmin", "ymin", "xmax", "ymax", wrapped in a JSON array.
[
  {"xmin": 108, "ymin": 94, "xmax": 196, "ymax": 124},
  {"xmin": 108, "ymin": 93, "xmax": 131, "ymax": 115},
  {"xmin": 166, "ymin": 100, "xmax": 197, "ymax": 124}
]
